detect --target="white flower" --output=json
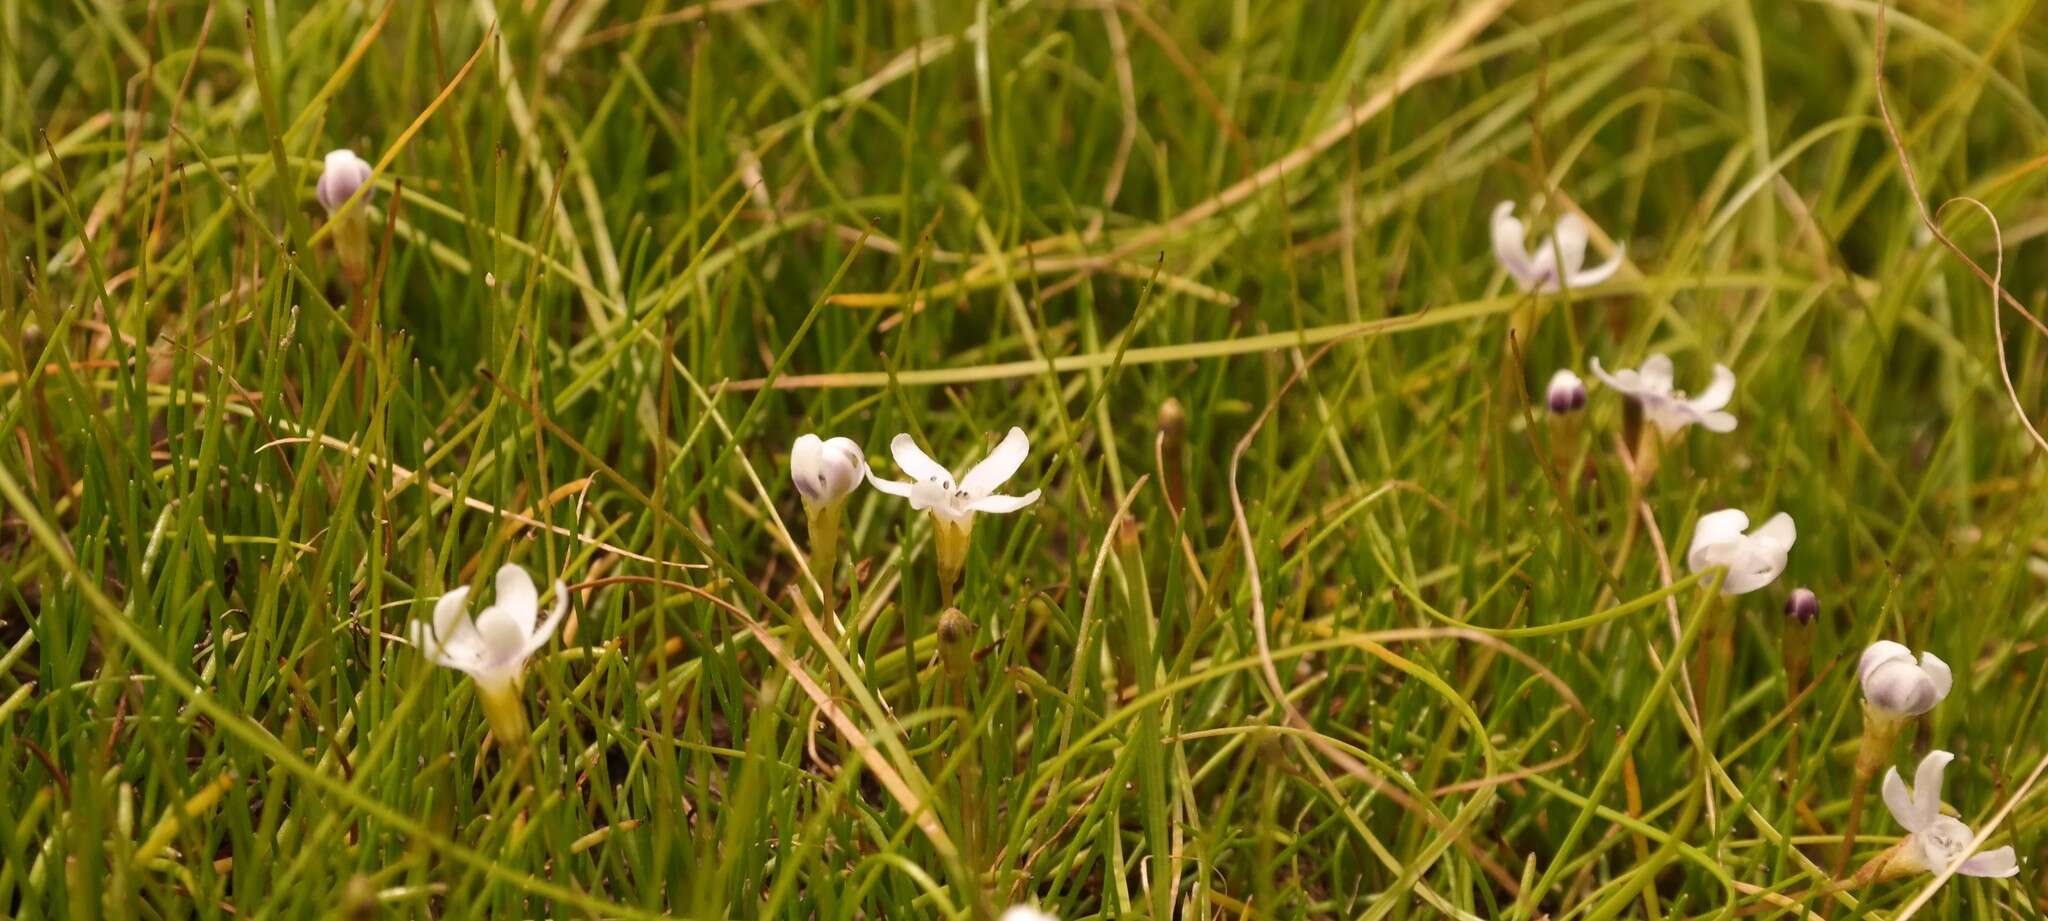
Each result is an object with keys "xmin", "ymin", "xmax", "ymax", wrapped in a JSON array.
[
  {"xmin": 1859, "ymin": 641, "xmax": 1953, "ymax": 719},
  {"xmin": 1882, "ymin": 750, "xmax": 2019, "ymax": 878},
  {"xmin": 1686, "ymin": 509, "xmax": 1794, "ymax": 595},
  {"xmin": 1546, "ymin": 369, "xmax": 1587, "ymax": 414},
  {"xmin": 409, "ymin": 564, "xmax": 567, "ymax": 692},
  {"xmin": 1491, "ymin": 201, "xmax": 1625, "ymax": 292},
  {"xmin": 790, "ymin": 434, "xmax": 865, "ymax": 506},
  {"xmin": 998, "ymin": 907, "xmax": 1059, "ymax": 921},
  {"xmin": 316, "ymin": 149, "xmax": 374, "ymax": 212},
  {"xmin": 1590, "ymin": 353, "xmax": 1737, "ymax": 435},
  {"xmin": 868, "ymin": 427, "xmax": 1042, "ymax": 525}
]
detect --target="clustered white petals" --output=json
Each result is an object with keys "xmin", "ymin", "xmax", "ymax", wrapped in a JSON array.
[
  {"xmin": 1685, "ymin": 509, "xmax": 1795, "ymax": 595},
  {"xmin": 868, "ymin": 427, "xmax": 1042, "ymax": 524},
  {"xmin": 790, "ymin": 434, "xmax": 865, "ymax": 505},
  {"xmin": 1859, "ymin": 641, "xmax": 1953, "ymax": 720},
  {"xmin": 1882, "ymin": 750, "xmax": 2019, "ymax": 878},
  {"xmin": 1589, "ymin": 353, "xmax": 1737, "ymax": 435},
  {"xmin": 317, "ymin": 148, "xmax": 375, "ymax": 212},
  {"xmin": 1491, "ymin": 201, "xmax": 1625, "ymax": 293},
  {"xmin": 409, "ymin": 564, "xmax": 566, "ymax": 690}
]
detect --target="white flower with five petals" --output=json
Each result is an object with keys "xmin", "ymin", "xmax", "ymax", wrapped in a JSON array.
[
  {"xmin": 1491, "ymin": 201, "xmax": 1625, "ymax": 292},
  {"xmin": 1686, "ymin": 509, "xmax": 1795, "ymax": 595},
  {"xmin": 1590, "ymin": 354, "xmax": 1737, "ymax": 435},
  {"xmin": 868, "ymin": 427, "xmax": 1042, "ymax": 524},
  {"xmin": 1859, "ymin": 641, "xmax": 1953, "ymax": 720},
  {"xmin": 409, "ymin": 563, "xmax": 567, "ymax": 693},
  {"xmin": 1880, "ymin": 750, "xmax": 2019, "ymax": 878}
]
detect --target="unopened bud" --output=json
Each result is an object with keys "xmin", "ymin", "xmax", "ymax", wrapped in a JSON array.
[
  {"xmin": 316, "ymin": 149, "xmax": 374, "ymax": 212},
  {"xmin": 1858, "ymin": 640, "xmax": 1952, "ymax": 720},
  {"xmin": 790, "ymin": 434, "xmax": 866, "ymax": 506},
  {"xmin": 1545, "ymin": 369, "xmax": 1588, "ymax": 414},
  {"xmin": 1158, "ymin": 398, "xmax": 1187, "ymax": 513},
  {"xmin": 936, "ymin": 608, "xmax": 974, "ymax": 680},
  {"xmin": 1785, "ymin": 587, "xmax": 1818, "ymax": 624}
]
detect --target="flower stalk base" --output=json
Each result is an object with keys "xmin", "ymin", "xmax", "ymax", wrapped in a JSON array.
[
  {"xmin": 476, "ymin": 679, "xmax": 531, "ymax": 755},
  {"xmin": 332, "ymin": 211, "xmax": 371, "ymax": 286},
  {"xmin": 933, "ymin": 515, "xmax": 972, "ymax": 607}
]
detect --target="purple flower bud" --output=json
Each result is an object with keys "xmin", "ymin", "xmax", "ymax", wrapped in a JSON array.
[
  {"xmin": 316, "ymin": 149, "xmax": 374, "ymax": 212},
  {"xmin": 1545, "ymin": 369, "xmax": 1587, "ymax": 414},
  {"xmin": 1785, "ymin": 587, "xmax": 1818, "ymax": 624}
]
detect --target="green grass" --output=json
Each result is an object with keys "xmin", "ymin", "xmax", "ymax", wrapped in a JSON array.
[{"xmin": 3, "ymin": 0, "xmax": 2047, "ymax": 917}]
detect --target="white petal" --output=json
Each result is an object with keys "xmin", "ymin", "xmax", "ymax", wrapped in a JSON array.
[
  {"xmin": 1587, "ymin": 357, "xmax": 1627, "ymax": 392},
  {"xmin": 960, "ymin": 427, "xmax": 1031, "ymax": 497},
  {"xmin": 1690, "ymin": 364, "xmax": 1737, "ymax": 412},
  {"xmin": 1919, "ymin": 652, "xmax": 1953, "ymax": 703},
  {"xmin": 1490, "ymin": 201, "xmax": 1539, "ymax": 289},
  {"xmin": 790, "ymin": 434, "xmax": 825, "ymax": 498},
  {"xmin": 1957, "ymin": 846, "xmax": 2019, "ymax": 878},
  {"xmin": 1717, "ymin": 547, "xmax": 1786, "ymax": 595},
  {"xmin": 866, "ymin": 471, "xmax": 916, "ymax": 498},
  {"xmin": 1860, "ymin": 641, "xmax": 1915, "ymax": 686},
  {"xmin": 1551, "ymin": 213, "xmax": 1590, "ymax": 278},
  {"xmin": 518, "ymin": 582, "xmax": 570, "ymax": 661},
  {"xmin": 1565, "ymin": 244, "xmax": 1624, "ymax": 289},
  {"xmin": 1882, "ymin": 766, "xmax": 1923, "ymax": 832},
  {"xmin": 999, "ymin": 907, "xmax": 1060, "ymax": 921},
  {"xmin": 471, "ymin": 604, "xmax": 530, "ymax": 663},
  {"xmin": 890, "ymin": 433, "xmax": 952, "ymax": 484},
  {"xmin": 1638, "ymin": 354, "xmax": 1675, "ymax": 393},
  {"xmin": 1686, "ymin": 509, "xmax": 1751, "ymax": 572},
  {"xmin": 1912, "ymin": 750, "xmax": 1952, "ymax": 828},
  {"xmin": 494, "ymin": 564, "xmax": 539, "ymax": 625},
  {"xmin": 1752, "ymin": 512, "xmax": 1796, "ymax": 553},
  {"xmin": 1695, "ymin": 410, "xmax": 1738, "ymax": 433},
  {"xmin": 431, "ymin": 585, "xmax": 473, "ymax": 643},
  {"xmin": 969, "ymin": 489, "xmax": 1041, "ymax": 515}
]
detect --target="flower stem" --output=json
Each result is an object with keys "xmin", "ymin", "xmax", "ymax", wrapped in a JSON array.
[
  {"xmin": 803, "ymin": 499, "xmax": 844, "ymax": 628},
  {"xmin": 1832, "ymin": 710, "xmax": 1904, "ymax": 882}
]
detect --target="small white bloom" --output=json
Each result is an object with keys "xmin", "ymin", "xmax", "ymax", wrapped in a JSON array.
[
  {"xmin": 998, "ymin": 907, "xmax": 1060, "ymax": 921},
  {"xmin": 790, "ymin": 434, "xmax": 865, "ymax": 506},
  {"xmin": 1686, "ymin": 509, "xmax": 1794, "ymax": 595},
  {"xmin": 1589, "ymin": 353, "xmax": 1737, "ymax": 435},
  {"xmin": 1882, "ymin": 750, "xmax": 2019, "ymax": 878},
  {"xmin": 1491, "ymin": 201, "xmax": 1625, "ymax": 293},
  {"xmin": 316, "ymin": 148, "xmax": 374, "ymax": 212},
  {"xmin": 1859, "ymin": 641, "xmax": 1953, "ymax": 720},
  {"xmin": 868, "ymin": 427, "xmax": 1042, "ymax": 525},
  {"xmin": 1545, "ymin": 369, "xmax": 1587, "ymax": 414},
  {"xmin": 409, "ymin": 563, "xmax": 567, "ymax": 692}
]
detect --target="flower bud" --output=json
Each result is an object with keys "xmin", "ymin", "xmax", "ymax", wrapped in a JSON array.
[
  {"xmin": 1545, "ymin": 369, "xmax": 1587, "ymax": 414},
  {"xmin": 1784, "ymin": 587, "xmax": 1818, "ymax": 624},
  {"xmin": 316, "ymin": 149, "xmax": 374, "ymax": 212},
  {"xmin": 1858, "ymin": 640, "xmax": 1952, "ymax": 720},
  {"xmin": 790, "ymin": 434, "xmax": 865, "ymax": 506},
  {"xmin": 936, "ymin": 607, "xmax": 974, "ymax": 680}
]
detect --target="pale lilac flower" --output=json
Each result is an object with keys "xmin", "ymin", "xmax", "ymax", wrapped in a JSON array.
[
  {"xmin": 790, "ymin": 434, "xmax": 865, "ymax": 506},
  {"xmin": 1881, "ymin": 750, "xmax": 2019, "ymax": 878},
  {"xmin": 1491, "ymin": 201, "xmax": 1624, "ymax": 292},
  {"xmin": 1590, "ymin": 354, "xmax": 1737, "ymax": 435},
  {"xmin": 1859, "ymin": 641, "xmax": 1953, "ymax": 720}
]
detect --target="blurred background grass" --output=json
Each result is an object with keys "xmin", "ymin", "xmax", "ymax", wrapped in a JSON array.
[{"xmin": 2, "ymin": 0, "xmax": 2046, "ymax": 917}]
